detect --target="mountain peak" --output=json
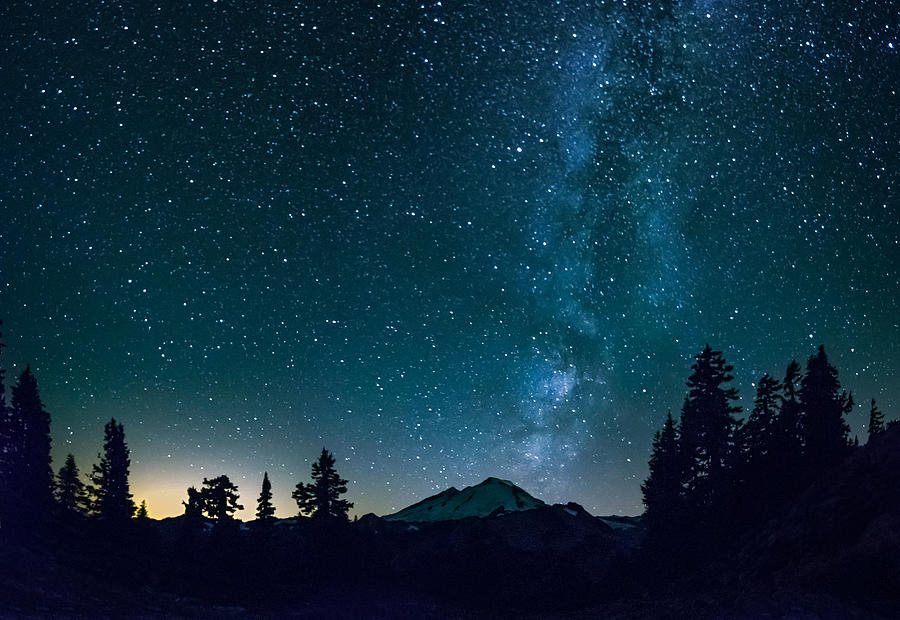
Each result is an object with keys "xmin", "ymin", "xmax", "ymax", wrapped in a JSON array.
[{"xmin": 385, "ymin": 477, "xmax": 546, "ymax": 522}]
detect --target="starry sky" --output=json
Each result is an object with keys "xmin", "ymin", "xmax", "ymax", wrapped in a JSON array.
[{"xmin": 1, "ymin": 0, "xmax": 897, "ymax": 519}]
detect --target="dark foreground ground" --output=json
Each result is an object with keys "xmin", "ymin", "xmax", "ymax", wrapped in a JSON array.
[{"xmin": 5, "ymin": 425, "xmax": 900, "ymax": 618}]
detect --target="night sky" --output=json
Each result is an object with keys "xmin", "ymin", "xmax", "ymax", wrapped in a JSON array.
[{"xmin": 1, "ymin": 0, "xmax": 897, "ymax": 519}]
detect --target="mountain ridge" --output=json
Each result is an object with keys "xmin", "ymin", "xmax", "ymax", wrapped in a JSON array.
[{"xmin": 384, "ymin": 476, "xmax": 547, "ymax": 522}]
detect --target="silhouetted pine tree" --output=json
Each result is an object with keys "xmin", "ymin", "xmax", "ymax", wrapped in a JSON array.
[
  {"xmin": 11, "ymin": 365, "xmax": 53, "ymax": 510},
  {"xmin": 94, "ymin": 419, "xmax": 135, "ymax": 522},
  {"xmin": 0, "ymin": 320, "xmax": 17, "ymax": 508},
  {"xmin": 641, "ymin": 411, "xmax": 682, "ymax": 540},
  {"xmin": 293, "ymin": 447, "xmax": 353, "ymax": 521},
  {"xmin": 678, "ymin": 345, "xmax": 741, "ymax": 531},
  {"xmin": 83, "ymin": 463, "xmax": 101, "ymax": 517},
  {"xmin": 776, "ymin": 361, "xmax": 804, "ymax": 450},
  {"xmin": 734, "ymin": 374, "xmax": 782, "ymax": 525},
  {"xmin": 135, "ymin": 499, "xmax": 149, "ymax": 520},
  {"xmin": 256, "ymin": 471, "xmax": 275, "ymax": 522},
  {"xmin": 183, "ymin": 485, "xmax": 204, "ymax": 521},
  {"xmin": 56, "ymin": 453, "xmax": 85, "ymax": 514},
  {"xmin": 868, "ymin": 398, "xmax": 885, "ymax": 440},
  {"xmin": 200, "ymin": 475, "xmax": 243, "ymax": 520},
  {"xmin": 738, "ymin": 374, "xmax": 782, "ymax": 473},
  {"xmin": 799, "ymin": 345, "xmax": 852, "ymax": 468},
  {"xmin": 765, "ymin": 360, "xmax": 803, "ymax": 494}
]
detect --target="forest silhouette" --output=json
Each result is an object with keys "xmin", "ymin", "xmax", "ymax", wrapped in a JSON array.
[{"xmin": 1, "ymin": 318, "xmax": 898, "ymax": 617}]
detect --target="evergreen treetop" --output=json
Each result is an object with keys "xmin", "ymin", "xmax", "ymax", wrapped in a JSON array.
[
  {"xmin": 135, "ymin": 499, "xmax": 149, "ymax": 520},
  {"xmin": 95, "ymin": 418, "xmax": 135, "ymax": 522},
  {"xmin": 183, "ymin": 485, "xmax": 204, "ymax": 521},
  {"xmin": 256, "ymin": 471, "xmax": 276, "ymax": 522},
  {"xmin": 200, "ymin": 475, "xmax": 243, "ymax": 520},
  {"xmin": 641, "ymin": 411, "xmax": 682, "ymax": 536},
  {"xmin": 739, "ymin": 373, "xmax": 782, "ymax": 467},
  {"xmin": 799, "ymin": 345, "xmax": 852, "ymax": 466},
  {"xmin": 679, "ymin": 345, "xmax": 741, "ymax": 513},
  {"xmin": 293, "ymin": 447, "xmax": 353, "ymax": 521},
  {"xmin": 769, "ymin": 360, "xmax": 804, "ymax": 474},
  {"xmin": 12, "ymin": 365, "xmax": 53, "ymax": 508},
  {"xmin": 0, "ymin": 321, "xmax": 10, "ymax": 496},
  {"xmin": 868, "ymin": 398, "xmax": 885, "ymax": 440},
  {"xmin": 56, "ymin": 453, "xmax": 84, "ymax": 514}
]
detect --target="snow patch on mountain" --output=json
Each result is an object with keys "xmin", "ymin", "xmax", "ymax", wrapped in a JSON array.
[{"xmin": 384, "ymin": 477, "xmax": 546, "ymax": 522}]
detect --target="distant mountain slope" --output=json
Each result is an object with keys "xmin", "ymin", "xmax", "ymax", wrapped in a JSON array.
[{"xmin": 384, "ymin": 477, "xmax": 546, "ymax": 522}]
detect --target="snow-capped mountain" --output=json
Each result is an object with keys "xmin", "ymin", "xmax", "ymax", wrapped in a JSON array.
[{"xmin": 384, "ymin": 477, "xmax": 546, "ymax": 522}]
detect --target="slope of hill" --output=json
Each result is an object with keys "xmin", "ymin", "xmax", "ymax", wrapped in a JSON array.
[
  {"xmin": 384, "ymin": 477, "xmax": 546, "ymax": 522},
  {"xmin": 733, "ymin": 422, "xmax": 900, "ymax": 605}
]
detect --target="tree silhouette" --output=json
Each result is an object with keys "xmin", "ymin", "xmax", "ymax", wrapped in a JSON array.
[
  {"xmin": 256, "ymin": 471, "xmax": 275, "ymax": 522},
  {"xmin": 200, "ymin": 475, "xmax": 243, "ymax": 520},
  {"xmin": 799, "ymin": 345, "xmax": 852, "ymax": 468},
  {"xmin": 293, "ymin": 447, "xmax": 353, "ymax": 521},
  {"xmin": 868, "ymin": 398, "xmax": 885, "ymax": 440},
  {"xmin": 641, "ymin": 411, "xmax": 682, "ymax": 540},
  {"xmin": 734, "ymin": 374, "xmax": 783, "ymax": 525},
  {"xmin": 0, "ymin": 319, "xmax": 15, "ymax": 504},
  {"xmin": 135, "ymin": 499, "xmax": 149, "ymax": 520},
  {"xmin": 738, "ymin": 374, "xmax": 782, "ymax": 472},
  {"xmin": 773, "ymin": 361, "xmax": 804, "ymax": 458},
  {"xmin": 183, "ymin": 485, "xmax": 204, "ymax": 521},
  {"xmin": 678, "ymin": 345, "xmax": 741, "ymax": 529},
  {"xmin": 82, "ymin": 467, "xmax": 101, "ymax": 517},
  {"xmin": 56, "ymin": 453, "xmax": 85, "ymax": 514},
  {"xmin": 11, "ymin": 365, "xmax": 53, "ymax": 509},
  {"xmin": 93, "ymin": 419, "xmax": 135, "ymax": 522}
]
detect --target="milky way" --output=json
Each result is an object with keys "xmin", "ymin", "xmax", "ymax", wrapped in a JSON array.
[{"xmin": 1, "ymin": 0, "xmax": 897, "ymax": 518}]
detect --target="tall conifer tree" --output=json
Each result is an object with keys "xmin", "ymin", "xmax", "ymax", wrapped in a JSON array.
[
  {"xmin": 868, "ymin": 398, "xmax": 885, "ymax": 440},
  {"xmin": 799, "ymin": 346, "xmax": 852, "ymax": 467},
  {"xmin": 641, "ymin": 411, "xmax": 682, "ymax": 538},
  {"xmin": 11, "ymin": 366, "xmax": 53, "ymax": 509},
  {"xmin": 56, "ymin": 453, "xmax": 85, "ymax": 514},
  {"xmin": 256, "ymin": 471, "xmax": 275, "ymax": 522},
  {"xmin": 734, "ymin": 374, "xmax": 783, "ymax": 524},
  {"xmin": 135, "ymin": 499, "xmax": 149, "ymax": 520},
  {"xmin": 200, "ymin": 475, "xmax": 243, "ymax": 520},
  {"xmin": 775, "ymin": 361, "xmax": 804, "ymax": 456},
  {"xmin": 739, "ymin": 373, "xmax": 782, "ymax": 472},
  {"xmin": 183, "ymin": 486, "xmax": 204, "ymax": 521},
  {"xmin": 95, "ymin": 419, "xmax": 135, "ymax": 522},
  {"xmin": 293, "ymin": 448, "xmax": 353, "ymax": 521},
  {"xmin": 0, "ymin": 320, "xmax": 15, "ymax": 504},
  {"xmin": 678, "ymin": 345, "xmax": 741, "ymax": 524}
]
